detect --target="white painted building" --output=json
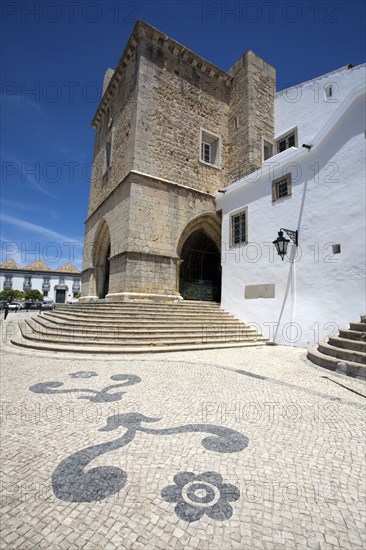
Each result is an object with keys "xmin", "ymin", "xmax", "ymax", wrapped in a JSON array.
[
  {"xmin": 0, "ymin": 260, "xmax": 81, "ymax": 304},
  {"xmin": 217, "ymin": 63, "xmax": 365, "ymax": 347}
]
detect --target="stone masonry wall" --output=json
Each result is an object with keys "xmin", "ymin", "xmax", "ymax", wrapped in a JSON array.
[
  {"xmin": 227, "ymin": 51, "xmax": 276, "ymax": 183},
  {"xmin": 82, "ymin": 181, "xmax": 131, "ymax": 296},
  {"xmin": 87, "ymin": 49, "xmax": 138, "ymax": 216},
  {"xmin": 82, "ymin": 172, "xmax": 217, "ymax": 297},
  {"xmin": 133, "ymin": 37, "xmax": 230, "ymax": 194}
]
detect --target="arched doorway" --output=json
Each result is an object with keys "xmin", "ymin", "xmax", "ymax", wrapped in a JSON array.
[
  {"xmin": 93, "ymin": 220, "xmax": 111, "ymax": 299},
  {"xmin": 102, "ymin": 244, "xmax": 110, "ymax": 298},
  {"xmin": 179, "ymin": 229, "xmax": 221, "ymax": 302}
]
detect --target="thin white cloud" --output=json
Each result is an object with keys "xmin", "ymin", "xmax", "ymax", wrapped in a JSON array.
[{"xmin": 1, "ymin": 213, "xmax": 83, "ymax": 243}]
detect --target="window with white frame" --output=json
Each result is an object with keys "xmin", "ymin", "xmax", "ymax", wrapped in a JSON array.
[
  {"xmin": 272, "ymin": 174, "xmax": 292, "ymax": 202},
  {"xmin": 4, "ymin": 275, "xmax": 12, "ymax": 284},
  {"xmin": 59, "ymin": 277, "xmax": 65, "ymax": 285},
  {"xmin": 230, "ymin": 208, "xmax": 247, "ymax": 246},
  {"xmin": 24, "ymin": 276, "xmax": 32, "ymax": 287},
  {"xmin": 200, "ymin": 129, "xmax": 221, "ymax": 168},
  {"xmin": 276, "ymin": 129, "xmax": 297, "ymax": 153}
]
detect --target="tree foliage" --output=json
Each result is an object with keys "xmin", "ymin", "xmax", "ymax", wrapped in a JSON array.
[
  {"xmin": 24, "ymin": 290, "xmax": 44, "ymax": 302},
  {"xmin": 0, "ymin": 289, "xmax": 25, "ymax": 302}
]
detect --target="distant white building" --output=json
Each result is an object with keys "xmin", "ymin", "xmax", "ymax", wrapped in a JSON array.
[
  {"xmin": 0, "ymin": 260, "xmax": 81, "ymax": 304},
  {"xmin": 216, "ymin": 63, "xmax": 365, "ymax": 347}
]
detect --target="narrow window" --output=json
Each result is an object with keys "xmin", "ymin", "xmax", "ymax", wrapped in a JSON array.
[
  {"xmin": 4, "ymin": 275, "xmax": 12, "ymax": 289},
  {"xmin": 103, "ymin": 141, "xmax": 112, "ymax": 175},
  {"xmin": 272, "ymin": 174, "xmax": 292, "ymax": 202},
  {"xmin": 230, "ymin": 209, "xmax": 247, "ymax": 246},
  {"xmin": 24, "ymin": 277, "xmax": 32, "ymax": 289},
  {"xmin": 105, "ymin": 142, "xmax": 111, "ymax": 168},
  {"xmin": 325, "ymin": 85, "xmax": 333, "ymax": 98}
]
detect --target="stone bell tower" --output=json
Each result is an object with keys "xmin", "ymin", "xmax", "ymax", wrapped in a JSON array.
[{"xmin": 81, "ymin": 20, "xmax": 275, "ymax": 302}]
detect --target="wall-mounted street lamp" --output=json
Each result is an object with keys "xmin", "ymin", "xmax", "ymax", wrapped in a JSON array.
[{"xmin": 273, "ymin": 228, "xmax": 298, "ymax": 260}]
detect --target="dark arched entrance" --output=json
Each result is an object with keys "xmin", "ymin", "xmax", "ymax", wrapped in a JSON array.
[
  {"xmin": 102, "ymin": 244, "xmax": 110, "ymax": 298},
  {"xmin": 179, "ymin": 229, "xmax": 221, "ymax": 302},
  {"xmin": 93, "ymin": 220, "xmax": 111, "ymax": 299}
]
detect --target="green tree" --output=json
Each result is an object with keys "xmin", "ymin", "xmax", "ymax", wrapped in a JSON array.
[
  {"xmin": 24, "ymin": 290, "xmax": 44, "ymax": 302},
  {"xmin": 0, "ymin": 289, "xmax": 25, "ymax": 302}
]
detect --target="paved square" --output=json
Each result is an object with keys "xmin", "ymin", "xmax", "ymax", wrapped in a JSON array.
[{"xmin": 1, "ymin": 316, "xmax": 365, "ymax": 549}]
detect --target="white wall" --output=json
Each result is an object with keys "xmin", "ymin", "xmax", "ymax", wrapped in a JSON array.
[
  {"xmin": 275, "ymin": 64, "xmax": 365, "ymax": 147},
  {"xmin": 217, "ymin": 71, "xmax": 365, "ymax": 348},
  {"xmin": 0, "ymin": 272, "xmax": 81, "ymax": 303}
]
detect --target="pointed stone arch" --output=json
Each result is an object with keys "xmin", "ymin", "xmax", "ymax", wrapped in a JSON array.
[
  {"xmin": 176, "ymin": 212, "xmax": 221, "ymax": 258},
  {"xmin": 177, "ymin": 213, "xmax": 222, "ymax": 302},
  {"xmin": 93, "ymin": 219, "xmax": 111, "ymax": 299}
]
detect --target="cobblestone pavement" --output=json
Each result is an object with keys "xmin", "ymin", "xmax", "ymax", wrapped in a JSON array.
[{"xmin": 1, "ymin": 314, "xmax": 365, "ymax": 549}]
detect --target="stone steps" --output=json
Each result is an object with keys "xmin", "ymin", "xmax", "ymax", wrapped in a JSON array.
[
  {"xmin": 56, "ymin": 301, "xmax": 222, "ymax": 314},
  {"xmin": 317, "ymin": 342, "xmax": 366, "ymax": 365},
  {"xmin": 328, "ymin": 335, "xmax": 366, "ymax": 352},
  {"xmin": 307, "ymin": 316, "xmax": 366, "ymax": 379},
  {"xmin": 29, "ymin": 317, "xmax": 258, "ymax": 337},
  {"xmin": 45, "ymin": 311, "xmax": 237, "ymax": 322},
  {"xmin": 338, "ymin": 329, "xmax": 366, "ymax": 342},
  {"xmin": 20, "ymin": 322, "xmax": 264, "ymax": 347},
  {"xmin": 349, "ymin": 322, "xmax": 366, "ymax": 332},
  {"xmin": 37, "ymin": 317, "xmax": 245, "ymax": 330},
  {"xmin": 55, "ymin": 300, "xmax": 222, "ymax": 311},
  {"xmin": 11, "ymin": 301, "xmax": 267, "ymax": 353}
]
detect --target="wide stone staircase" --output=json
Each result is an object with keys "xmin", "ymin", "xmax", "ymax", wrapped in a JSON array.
[
  {"xmin": 307, "ymin": 316, "xmax": 366, "ymax": 378},
  {"xmin": 11, "ymin": 301, "xmax": 267, "ymax": 353}
]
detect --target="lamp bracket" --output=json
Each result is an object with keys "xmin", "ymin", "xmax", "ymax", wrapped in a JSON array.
[{"xmin": 280, "ymin": 228, "xmax": 298, "ymax": 247}]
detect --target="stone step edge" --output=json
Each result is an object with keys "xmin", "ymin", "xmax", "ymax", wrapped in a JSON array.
[
  {"xmin": 349, "ymin": 322, "xmax": 366, "ymax": 332},
  {"xmin": 46, "ymin": 311, "xmax": 237, "ymax": 320},
  {"xmin": 53, "ymin": 304, "xmax": 227, "ymax": 311},
  {"xmin": 20, "ymin": 329, "xmax": 266, "ymax": 347},
  {"xmin": 31, "ymin": 317, "xmax": 256, "ymax": 332},
  {"xmin": 338, "ymin": 329, "xmax": 366, "ymax": 341},
  {"xmin": 27, "ymin": 330, "xmax": 261, "ymax": 342},
  {"xmin": 56, "ymin": 303, "xmax": 223, "ymax": 310},
  {"xmin": 318, "ymin": 342, "xmax": 366, "ymax": 364},
  {"xmin": 11, "ymin": 334, "xmax": 267, "ymax": 354},
  {"xmin": 307, "ymin": 347, "xmax": 366, "ymax": 379},
  {"xmin": 328, "ymin": 335, "xmax": 366, "ymax": 352},
  {"xmin": 41, "ymin": 314, "xmax": 243, "ymax": 325}
]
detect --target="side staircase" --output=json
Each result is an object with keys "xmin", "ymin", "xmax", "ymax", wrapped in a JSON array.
[
  {"xmin": 11, "ymin": 301, "xmax": 268, "ymax": 353},
  {"xmin": 307, "ymin": 316, "xmax": 366, "ymax": 378}
]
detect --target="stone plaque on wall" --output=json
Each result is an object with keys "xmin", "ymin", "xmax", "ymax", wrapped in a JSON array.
[{"xmin": 244, "ymin": 284, "xmax": 275, "ymax": 299}]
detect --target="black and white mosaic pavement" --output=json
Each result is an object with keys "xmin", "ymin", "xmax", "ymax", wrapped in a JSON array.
[{"xmin": 1, "ymin": 342, "xmax": 365, "ymax": 549}]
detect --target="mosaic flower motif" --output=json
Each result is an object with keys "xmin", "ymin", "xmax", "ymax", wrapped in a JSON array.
[
  {"xmin": 69, "ymin": 371, "xmax": 98, "ymax": 379},
  {"xmin": 161, "ymin": 471, "xmax": 240, "ymax": 522}
]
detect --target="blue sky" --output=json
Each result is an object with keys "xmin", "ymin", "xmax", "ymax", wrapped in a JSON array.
[{"xmin": 1, "ymin": 0, "xmax": 365, "ymax": 270}]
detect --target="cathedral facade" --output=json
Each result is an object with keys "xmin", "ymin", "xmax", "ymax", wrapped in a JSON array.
[{"xmin": 81, "ymin": 20, "xmax": 275, "ymax": 302}]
